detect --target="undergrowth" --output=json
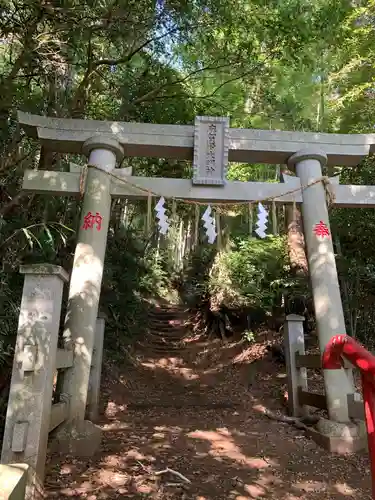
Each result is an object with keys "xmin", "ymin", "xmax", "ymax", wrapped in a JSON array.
[{"xmin": 181, "ymin": 235, "xmax": 307, "ymax": 336}]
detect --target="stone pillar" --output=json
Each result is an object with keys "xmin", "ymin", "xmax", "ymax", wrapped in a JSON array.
[
  {"xmin": 86, "ymin": 316, "xmax": 105, "ymax": 422},
  {"xmin": 1, "ymin": 264, "xmax": 68, "ymax": 498},
  {"xmin": 61, "ymin": 136, "xmax": 123, "ymax": 424},
  {"xmin": 283, "ymin": 314, "xmax": 308, "ymax": 417},
  {"xmin": 288, "ymin": 149, "xmax": 354, "ymax": 423}
]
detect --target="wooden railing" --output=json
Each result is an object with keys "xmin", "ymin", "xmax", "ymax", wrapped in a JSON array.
[{"xmin": 284, "ymin": 314, "xmax": 363, "ymax": 418}]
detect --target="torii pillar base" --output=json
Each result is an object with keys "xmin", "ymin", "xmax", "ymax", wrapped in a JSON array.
[
  {"xmin": 50, "ymin": 419, "xmax": 102, "ymax": 457},
  {"xmin": 305, "ymin": 418, "xmax": 367, "ymax": 454}
]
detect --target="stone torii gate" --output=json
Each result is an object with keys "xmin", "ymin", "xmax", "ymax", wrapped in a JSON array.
[{"xmin": 12, "ymin": 113, "xmax": 375, "ymax": 439}]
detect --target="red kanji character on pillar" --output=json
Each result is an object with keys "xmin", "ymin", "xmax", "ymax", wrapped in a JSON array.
[
  {"xmin": 82, "ymin": 211, "xmax": 103, "ymax": 231},
  {"xmin": 94, "ymin": 212, "xmax": 102, "ymax": 231},
  {"xmin": 313, "ymin": 220, "xmax": 330, "ymax": 239},
  {"xmin": 82, "ymin": 211, "xmax": 95, "ymax": 230}
]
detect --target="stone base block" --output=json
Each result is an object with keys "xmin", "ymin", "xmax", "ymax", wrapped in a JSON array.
[
  {"xmin": 306, "ymin": 417, "xmax": 367, "ymax": 454},
  {"xmin": 0, "ymin": 464, "xmax": 28, "ymax": 500},
  {"xmin": 50, "ymin": 420, "xmax": 102, "ymax": 457}
]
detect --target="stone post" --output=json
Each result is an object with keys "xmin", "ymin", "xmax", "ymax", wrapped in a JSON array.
[
  {"xmin": 1, "ymin": 264, "xmax": 68, "ymax": 499},
  {"xmin": 288, "ymin": 149, "xmax": 354, "ymax": 423},
  {"xmin": 61, "ymin": 136, "xmax": 123, "ymax": 427},
  {"xmin": 0, "ymin": 464, "xmax": 29, "ymax": 500},
  {"xmin": 283, "ymin": 314, "xmax": 308, "ymax": 417},
  {"xmin": 86, "ymin": 316, "xmax": 105, "ymax": 422}
]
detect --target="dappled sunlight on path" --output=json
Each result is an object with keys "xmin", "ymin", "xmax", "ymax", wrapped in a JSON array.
[
  {"xmin": 45, "ymin": 305, "xmax": 372, "ymax": 499},
  {"xmin": 46, "ymin": 406, "xmax": 371, "ymax": 499}
]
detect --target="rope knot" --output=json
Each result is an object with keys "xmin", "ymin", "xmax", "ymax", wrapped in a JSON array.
[
  {"xmin": 79, "ymin": 164, "xmax": 88, "ymax": 199},
  {"xmin": 321, "ymin": 176, "xmax": 335, "ymax": 208}
]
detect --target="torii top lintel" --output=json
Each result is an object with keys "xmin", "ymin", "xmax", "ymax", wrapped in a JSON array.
[{"xmin": 18, "ymin": 111, "xmax": 375, "ymax": 166}]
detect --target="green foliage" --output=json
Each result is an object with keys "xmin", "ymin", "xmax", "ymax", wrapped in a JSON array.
[
  {"xmin": 0, "ymin": 270, "xmax": 23, "ymax": 367},
  {"xmin": 100, "ymin": 228, "xmax": 173, "ymax": 357},
  {"xmin": 2, "ymin": 0, "xmax": 375, "ymax": 367},
  {"xmin": 178, "ymin": 245, "xmax": 217, "ymax": 306},
  {"xmin": 330, "ymin": 156, "xmax": 375, "ymax": 346},
  {"xmin": 243, "ymin": 330, "xmax": 256, "ymax": 343},
  {"xmin": 227, "ymin": 163, "xmax": 279, "ymax": 182},
  {"xmin": 209, "ymin": 236, "xmax": 290, "ymax": 312}
]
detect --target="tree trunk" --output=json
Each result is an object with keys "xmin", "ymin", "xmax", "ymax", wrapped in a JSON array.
[
  {"xmin": 285, "ymin": 203, "xmax": 308, "ymax": 277},
  {"xmin": 284, "ymin": 201, "xmax": 314, "ymax": 324},
  {"xmin": 283, "ymin": 167, "xmax": 310, "ymax": 320}
]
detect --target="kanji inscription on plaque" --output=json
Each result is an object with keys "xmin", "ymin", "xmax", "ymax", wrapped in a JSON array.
[
  {"xmin": 82, "ymin": 211, "xmax": 103, "ymax": 231},
  {"xmin": 192, "ymin": 116, "xmax": 229, "ymax": 186}
]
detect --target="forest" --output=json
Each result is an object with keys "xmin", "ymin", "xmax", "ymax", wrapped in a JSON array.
[{"xmin": 1, "ymin": 0, "xmax": 375, "ymax": 420}]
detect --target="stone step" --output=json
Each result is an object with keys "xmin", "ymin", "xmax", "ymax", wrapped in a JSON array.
[
  {"xmin": 137, "ymin": 341, "xmax": 185, "ymax": 352},
  {"xmin": 147, "ymin": 340, "xmax": 184, "ymax": 348},
  {"xmin": 148, "ymin": 326, "xmax": 188, "ymax": 333},
  {"xmin": 149, "ymin": 304, "xmax": 186, "ymax": 310},
  {"xmin": 148, "ymin": 315, "xmax": 187, "ymax": 323},
  {"xmin": 147, "ymin": 325, "xmax": 187, "ymax": 334},
  {"xmin": 146, "ymin": 338, "xmax": 185, "ymax": 345},
  {"xmin": 148, "ymin": 308, "xmax": 189, "ymax": 317},
  {"xmin": 126, "ymin": 401, "xmax": 239, "ymax": 409},
  {"xmin": 144, "ymin": 345, "xmax": 185, "ymax": 353},
  {"xmin": 149, "ymin": 317, "xmax": 187, "ymax": 326},
  {"xmin": 147, "ymin": 332, "xmax": 186, "ymax": 342}
]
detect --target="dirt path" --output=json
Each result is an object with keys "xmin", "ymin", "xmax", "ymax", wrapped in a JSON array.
[{"xmin": 45, "ymin": 306, "xmax": 372, "ymax": 499}]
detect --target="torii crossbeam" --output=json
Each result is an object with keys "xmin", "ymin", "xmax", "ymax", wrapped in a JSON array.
[
  {"xmin": 22, "ymin": 168, "xmax": 375, "ymax": 207},
  {"xmin": 18, "ymin": 110, "xmax": 374, "ymax": 165}
]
